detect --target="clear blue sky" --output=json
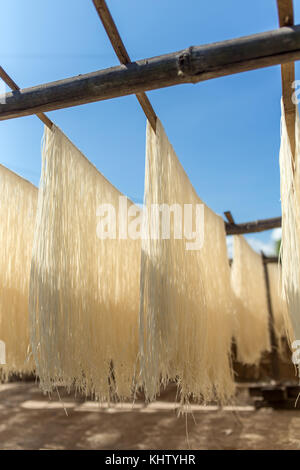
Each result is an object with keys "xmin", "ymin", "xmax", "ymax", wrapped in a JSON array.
[{"xmin": 1, "ymin": 0, "xmax": 299, "ymax": 252}]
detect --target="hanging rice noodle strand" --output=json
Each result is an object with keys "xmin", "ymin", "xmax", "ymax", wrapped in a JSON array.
[
  {"xmin": 30, "ymin": 125, "xmax": 140, "ymax": 400},
  {"xmin": 279, "ymin": 99, "xmax": 300, "ymax": 351},
  {"xmin": 267, "ymin": 263, "xmax": 291, "ymax": 356},
  {"xmin": 139, "ymin": 118, "xmax": 235, "ymax": 405},
  {"xmin": 0, "ymin": 164, "xmax": 37, "ymax": 380},
  {"xmin": 231, "ymin": 235, "xmax": 271, "ymax": 365}
]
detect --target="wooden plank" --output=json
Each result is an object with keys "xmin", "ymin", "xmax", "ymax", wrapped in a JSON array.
[
  {"xmin": 0, "ymin": 66, "xmax": 53, "ymax": 129},
  {"xmin": 225, "ymin": 216, "xmax": 281, "ymax": 235},
  {"xmin": 1, "ymin": 26, "xmax": 300, "ymax": 120},
  {"xmin": 277, "ymin": 0, "xmax": 294, "ymax": 26},
  {"xmin": 135, "ymin": 93, "xmax": 157, "ymax": 131},
  {"xmin": 277, "ymin": 1, "xmax": 296, "ymax": 162},
  {"xmin": 0, "ymin": 66, "xmax": 19, "ymax": 91},
  {"xmin": 224, "ymin": 211, "xmax": 235, "ymax": 224},
  {"xmin": 92, "ymin": 0, "xmax": 130, "ymax": 64},
  {"xmin": 92, "ymin": 0, "xmax": 157, "ymax": 130},
  {"xmin": 35, "ymin": 112, "xmax": 54, "ymax": 129}
]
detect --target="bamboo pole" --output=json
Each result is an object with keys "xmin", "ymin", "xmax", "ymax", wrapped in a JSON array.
[
  {"xmin": 1, "ymin": 26, "xmax": 300, "ymax": 120},
  {"xmin": 92, "ymin": 0, "xmax": 157, "ymax": 131}
]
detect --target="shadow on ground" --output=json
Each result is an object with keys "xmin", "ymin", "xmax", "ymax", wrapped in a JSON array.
[{"xmin": 0, "ymin": 382, "xmax": 300, "ymax": 450}]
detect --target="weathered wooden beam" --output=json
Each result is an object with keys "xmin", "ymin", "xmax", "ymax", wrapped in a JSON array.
[
  {"xmin": 225, "ymin": 216, "xmax": 281, "ymax": 235},
  {"xmin": 0, "ymin": 66, "xmax": 53, "ymax": 129},
  {"xmin": 277, "ymin": 1, "xmax": 296, "ymax": 163},
  {"xmin": 92, "ymin": 0, "xmax": 157, "ymax": 130},
  {"xmin": 2, "ymin": 26, "xmax": 300, "ymax": 120}
]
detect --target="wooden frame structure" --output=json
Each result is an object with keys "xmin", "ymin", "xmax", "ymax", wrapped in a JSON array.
[
  {"xmin": 0, "ymin": 0, "xmax": 294, "ymax": 387},
  {"xmin": 1, "ymin": 24, "xmax": 300, "ymax": 120},
  {"xmin": 0, "ymin": 0, "xmax": 290, "ymax": 238},
  {"xmin": 0, "ymin": 0, "xmax": 296, "ymax": 151}
]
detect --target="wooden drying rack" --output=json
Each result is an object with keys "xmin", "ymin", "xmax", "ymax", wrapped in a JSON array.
[
  {"xmin": 0, "ymin": 0, "xmax": 292, "ymax": 237},
  {"xmin": 0, "ymin": 1, "xmax": 295, "ymax": 384}
]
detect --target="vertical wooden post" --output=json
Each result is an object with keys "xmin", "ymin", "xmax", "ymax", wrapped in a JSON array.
[{"xmin": 277, "ymin": 0, "xmax": 296, "ymax": 165}]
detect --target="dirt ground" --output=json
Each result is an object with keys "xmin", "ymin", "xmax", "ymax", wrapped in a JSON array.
[{"xmin": 0, "ymin": 381, "xmax": 300, "ymax": 450}]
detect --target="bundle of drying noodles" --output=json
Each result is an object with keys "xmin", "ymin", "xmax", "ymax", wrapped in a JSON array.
[
  {"xmin": 231, "ymin": 235, "xmax": 270, "ymax": 365},
  {"xmin": 267, "ymin": 263, "xmax": 291, "ymax": 356},
  {"xmin": 279, "ymin": 100, "xmax": 300, "ymax": 352},
  {"xmin": 139, "ymin": 118, "xmax": 235, "ymax": 405},
  {"xmin": 30, "ymin": 125, "xmax": 140, "ymax": 400},
  {"xmin": 0, "ymin": 164, "xmax": 37, "ymax": 380}
]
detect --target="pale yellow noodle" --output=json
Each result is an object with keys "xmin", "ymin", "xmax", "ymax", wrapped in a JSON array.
[
  {"xmin": 267, "ymin": 263, "xmax": 291, "ymax": 356},
  {"xmin": 231, "ymin": 235, "xmax": 271, "ymax": 365},
  {"xmin": 139, "ymin": 119, "xmax": 235, "ymax": 405},
  {"xmin": 279, "ymin": 100, "xmax": 300, "ymax": 350},
  {"xmin": 0, "ymin": 165, "xmax": 37, "ymax": 380},
  {"xmin": 30, "ymin": 125, "xmax": 140, "ymax": 400}
]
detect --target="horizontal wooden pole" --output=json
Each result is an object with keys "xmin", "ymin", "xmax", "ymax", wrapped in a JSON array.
[
  {"xmin": 1, "ymin": 26, "xmax": 300, "ymax": 120},
  {"xmin": 225, "ymin": 216, "xmax": 281, "ymax": 235}
]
